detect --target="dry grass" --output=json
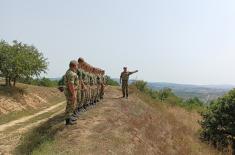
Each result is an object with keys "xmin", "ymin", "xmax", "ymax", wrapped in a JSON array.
[
  {"xmin": 15, "ymin": 86, "xmax": 224, "ymax": 155},
  {"xmin": 0, "ymin": 83, "xmax": 64, "ymax": 119}
]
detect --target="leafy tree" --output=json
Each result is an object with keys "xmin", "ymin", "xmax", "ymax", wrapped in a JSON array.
[
  {"xmin": 200, "ymin": 89, "xmax": 235, "ymax": 152},
  {"xmin": 0, "ymin": 40, "xmax": 12, "ymax": 85},
  {"xmin": 0, "ymin": 40, "xmax": 48, "ymax": 86}
]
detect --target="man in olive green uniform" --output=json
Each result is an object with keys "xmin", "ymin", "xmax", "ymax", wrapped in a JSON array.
[
  {"xmin": 64, "ymin": 60, "xmax": 79, "ymax": 125},
  {"xmin": 120, "ymin": 67, "xmax": 138, "ymax": 99}
]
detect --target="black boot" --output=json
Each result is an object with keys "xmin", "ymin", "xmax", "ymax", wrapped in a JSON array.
[
  {"xmin": 65, "ymin": 119, "xmax": 69, "ymax": 125},
  {"xmin": 66, "ymin": 118, "xmax": 76, "ymax": 125}
]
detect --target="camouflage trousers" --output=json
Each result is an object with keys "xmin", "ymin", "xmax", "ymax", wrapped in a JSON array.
[
  {"xmin": 64, "ymin": 90, "xmax": 77, "ymax": 119},
  {"xmin": 77, "ymin": 87, "xmax": 83, "ymax": 109},
  {"xmin": 96, "ymin": 85, "xmax": 100, "ymax": 100},
  {"xmin": 82, "ymin": 85, "xmax": 89, "ymax": 105},
  {"xmin": 122, "ymin": 81, "xmax": 128, "ymax": 97},
  {"xmin": 91, "ymin": 85, "xmax": 98, "ymax": 102},
  {"xmin": 100, "ymin": 84, "xmax": 105, "ymax": 99}
]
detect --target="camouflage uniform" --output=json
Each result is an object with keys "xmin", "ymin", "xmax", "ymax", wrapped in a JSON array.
[
  {"xmin": 64, "ymin": 69, "xmax": 78, "ymax": 119},
  {"xmin": 83, "ymin": 71, "xmax": 90, "ymax": 107},
  {"xmin": 89, "ymin": 74, "xmax": 95, "ymax": 104},
  {"xmin": 100, "ymin": 75, "xmax": 105, "ymax": 99},
  {"xmin": 76, "ymin": 68, "xmax": 83, "ymax": 109},
  {"xmin": 120, "ymin": 72, "xmax": 135, "ymax": 98}
]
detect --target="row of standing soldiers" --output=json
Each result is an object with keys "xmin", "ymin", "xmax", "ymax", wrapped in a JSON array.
[{"xmin": 58, "ymin": 58, "xmax": 106, "ymax": 125}]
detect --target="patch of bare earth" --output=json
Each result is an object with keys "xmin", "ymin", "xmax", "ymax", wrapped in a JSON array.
[
  {"xmin": 32, "ymin": 86, "xmax": 219, "ymax": 155},
  {"xmin": 0, "ymin": 83, "xmax": 65, "ymax": 155},
  {"xmin": 0, "ymin": 83, "xmax": 63, "ymax": 115}
]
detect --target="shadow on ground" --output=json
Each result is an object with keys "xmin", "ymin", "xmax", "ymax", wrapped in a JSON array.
[{"xmin": 14, "ymin": 113, "xmax": 65, "ymax": 155}]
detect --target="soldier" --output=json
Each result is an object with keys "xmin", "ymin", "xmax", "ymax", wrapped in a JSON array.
[
  {"xmin": 95, "ymin": 69, "xmax": 101, "ymax": 102},
  {"xmin": 77, "ymin": 57, "xmax": 86, "ymax": 112},
  {"xmin": 64, "ymin": 60, "xmax": 79, "ymax": 125},
  {"xmin": 89, "ymin": 68, "xmax": 96, "ymax": 106},
  {"xmin": 120, "ymin": 67, "xmax": 138, "ymax": 98},
  {"xmin": 100, "ymin": 70, "xmax": 106, "ymax": 99},
  {"xmin": 73, "ymin": 58, "xmax": 86, "ymax": 116},
  {"xmin": 83, "ymin": 64, "xmax": 90, "ymax": 109}
]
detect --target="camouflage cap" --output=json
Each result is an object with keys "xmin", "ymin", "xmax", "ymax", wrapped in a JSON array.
[
  {"xmin": 69, "ymin": 60, "xmax": 78, "ymax": 67},
  {"xmin": 78, "ymin": 57, "xmax": 85, "ymax": 63}
]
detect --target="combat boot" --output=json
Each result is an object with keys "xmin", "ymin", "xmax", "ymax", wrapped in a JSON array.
[
  {"xmin": 66, "ymin": 118, "xmax": 76, "ymax": 125},
  {"xmin": 74, "ymin": 109, "xmax": 80, "ymax": 117}
]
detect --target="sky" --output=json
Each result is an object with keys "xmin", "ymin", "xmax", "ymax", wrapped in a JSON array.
[{"xmin": 1, "ymin": 0, "xmax": 235, "ymax": 85}]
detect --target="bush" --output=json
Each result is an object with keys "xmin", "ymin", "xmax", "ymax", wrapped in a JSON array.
[
  {"xmin": 105, "ymin": 76, "xmax": 119, "ymax": 86},
  {"xmin": 200, "ymin": 89, "xmax": 235, "ymax": 152},
  {"xmin": 133, "ymin": 80, "xmax": 147, "ymax": 92},
  {"xmin": 158, "ymin": 88, "xmax": 173, "ymax": 101},
  {"xmin": 19, "ymin": 77, "xmax": 58, "ymax": 87}
]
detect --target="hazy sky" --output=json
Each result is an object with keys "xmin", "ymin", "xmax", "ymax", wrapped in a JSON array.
[{"xmin": 1, "ymin": 0, "xmax": 235, "ymax": 85}]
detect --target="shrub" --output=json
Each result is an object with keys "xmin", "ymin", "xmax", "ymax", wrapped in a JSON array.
[
  {"xmin": 200, "ymin": 89, "xmax": 235, "ymax": 152},
  {"xmin": 105, "ymin": 76, "xmax": 119, "ymax": 86}
]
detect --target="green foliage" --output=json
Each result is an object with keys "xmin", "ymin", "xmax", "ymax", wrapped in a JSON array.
[
  {"xmin": 105, "ymin": 76, "xmax": 119, "ymax": 86},
  {"xmin": 133, "ymin": 80, "xmax": 147, "ymax": 92},
  {"xmin": 183, "ymin": 97, "xmax": 204, "ymax": 110},
  {"xmin": 200, "ymin": 89, "xmax": 235, "ymax": 152},
  {"xmin": 19, "ymin": 77, "xmax": 58, "ymax": 87},
  {"xmin": 0, "ymin": 40, "xmax": 48, "ymax": 86},
  {"xmin": 158, "ymin": 88, "xmax": 173, "ymax": 102},
  {"xmin": 133, "ymin": 80, "xmax": 204, "ymax": 110}
]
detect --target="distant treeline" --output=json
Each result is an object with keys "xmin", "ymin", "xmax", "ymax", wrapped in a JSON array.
[
  {"xmin": 133, "ymin": 80, "xmax": 204, "ymax": 111},
  {"xmin": 19, "ymin": 77, "xmax": 58, "ymax": 87}
]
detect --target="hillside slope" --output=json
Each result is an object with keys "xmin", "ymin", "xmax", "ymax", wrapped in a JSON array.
[
  {"xmin": 16, "ymin": 86, "xmax": 220, "ymax": 155},
  {"xmin": 0, "ymin": 83, "xmax": 65, "ymax": 155},
  {"xmin": 0, "ymin": 83, "xmax": 64, "ymax": 115}
]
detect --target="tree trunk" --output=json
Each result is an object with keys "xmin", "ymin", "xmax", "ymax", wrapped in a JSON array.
[
  {"xmin": 8, "ymin": 77, "xmax": 12, "ymax": 86},
  {"xmin": 5, "ymin": 77, "xmax": 8, "ymax": 86},
  {"xmin": 13, "ymin": 77, "xmax": 16, "ymax": 86}
]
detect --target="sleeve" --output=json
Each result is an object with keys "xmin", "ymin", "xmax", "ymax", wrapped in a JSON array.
[{"xmin": 67, "ymin": 72, "xmax": 76, "ymax": 84}]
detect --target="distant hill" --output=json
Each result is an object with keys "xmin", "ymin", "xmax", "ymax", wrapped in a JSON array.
[
  {"xmin": 113, "ymin": 78, "xmax": 234, "ymax": 103},
  {"xmin": 148, "ymin": 82, "xmax": 234, "ymax": 103}
]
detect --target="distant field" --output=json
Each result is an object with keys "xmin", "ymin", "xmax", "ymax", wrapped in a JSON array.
[{"xmin": 148, "ymin": 82, "xmax": 233, "ymax": 103}]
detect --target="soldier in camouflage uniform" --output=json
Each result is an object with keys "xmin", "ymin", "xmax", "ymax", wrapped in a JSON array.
[
  {"xmin": 64, "ymin": 60, "xmax": 79, "ymax": 125},
  {"xmin": 83, "ymin": 63, "xmax": 90, "ymax": 109},
  {"xmin": 100, "ymin": 70, "xmax": 106, "ymax": 99},
  {"xmin": 95, "ymin": 69, "xmax": 101, "ymax": 102},
  {"xmin": 77, "ymin": 58, "xmax": 86, "ymax": 112},
  {"xmin": 120, "ymin": 67, "xmax": 138, "ymax": 99}
]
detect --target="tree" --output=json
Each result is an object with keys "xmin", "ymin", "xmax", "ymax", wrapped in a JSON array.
[
  {"xmin": 0, "ymin": 40, "xmax": 48, "ymax": 86},
  {"xmin": 0, "ymin": 40, "xmax": 12, "ymax": 86},
  {"xmin": 200, "ymin": 89, "xmax": 235, "ymax": 152}
]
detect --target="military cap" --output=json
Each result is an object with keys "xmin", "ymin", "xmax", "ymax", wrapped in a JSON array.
[
  {"xmin": 78, "ymin": 57, "xmax": 85, "ymax": 63},
  {"xmin": 69, "ymin": 60, "xmax": 78, "ymax": 67}
]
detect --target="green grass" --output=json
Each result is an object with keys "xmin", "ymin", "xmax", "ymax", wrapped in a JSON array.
[
  {"xmin": 14, "ymin": 114, "xmax": 65, "ymax": 155},
  {"xmin": 0, "ymin": 96, "xmax": 65, "ymax": 125},
  {"xmin": 0, "ymin": 108, "xmax": 36, "ymax": 125},
  {"xmin": 3, "ymin": 103, "xmax": 65, "ymax": 134}
]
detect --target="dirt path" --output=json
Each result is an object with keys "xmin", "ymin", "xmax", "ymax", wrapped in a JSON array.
[
  {"xmin": 0, "ymin": 101, "xmax": 65, "ymax": 132},
  {"xmin": 0, "ymin": 101, "xmax": 65, "ymax": 155}
]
